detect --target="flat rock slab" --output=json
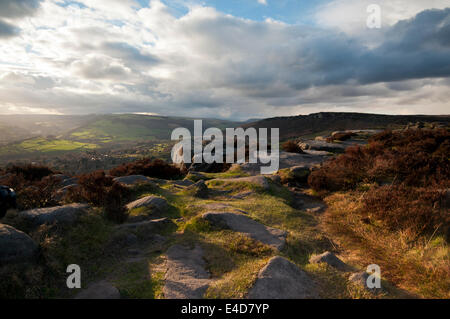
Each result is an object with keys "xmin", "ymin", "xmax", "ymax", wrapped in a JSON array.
[
  {"xmin": 193, "ymin": 203, "xmax": 249, "ymax": 215},
  {"xmin": 299, "ymin": 140, "xmax": 347, "ymax": 153},
  {"xmin": 18, "ymin": 203, "xmax": 89, "ymax": 228},
  {"xmin": 113, "ymin": 175, "xmax": 155, "ymax": 186},
  {"xmin": 126, "ymin": 196, "xmax": 168, "ymax": 211},
  {"xmin": 163, "ymin": 245, "xmax": 212, "ymax": 299},
  {"xmin": 248, "ymin": 256, "xmax": 318, "ymax": 299},
  {"xmin": 0, "ymin": 223, "xmax": 38, "ymax": 264},
  {"xmin": 75, "ymin": 281, "xmax": 120, "ymax": 299},
  {"xmin": 202, "ymin": 212, "xmax": 286, "ymax": 251},
  {"xmin": 309, "ymin": 251, "xmax": 352, "ymax": 271}
]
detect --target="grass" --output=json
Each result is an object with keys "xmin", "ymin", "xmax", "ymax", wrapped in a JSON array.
[
  {"xmin": 113, "ymin": 257, "xmax": 165, "ymax": 299},
  {"xmin": 0, "ymin": 138, "xmax": 98, "ymax": 155},
  {"xmin": 321, "ymin": 191, "xmax": 449, "ymax": 298}
]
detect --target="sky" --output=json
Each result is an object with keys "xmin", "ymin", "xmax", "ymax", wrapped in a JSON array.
[{"xmin": 0, "ymin": 0, "xmax": 449, "ymax": 120}]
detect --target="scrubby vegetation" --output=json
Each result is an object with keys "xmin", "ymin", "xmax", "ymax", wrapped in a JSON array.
[
  {"xmin": 308, "ymin": 128, "xmax": 450, "ymax": 298},
  {"xmin": 110, "ymin": 158, "xmax": 183, "ymax": 180},
  {"xmin": 66, "ymin": 171, "xmax": 130, "ymax": 223},
  {"xmin": 0, "ymin": 165, "xmax": 60, "ymax": 210},
  {"xmin": 308, "ymin": 129, "xmax": 449, "ymax": 238}
]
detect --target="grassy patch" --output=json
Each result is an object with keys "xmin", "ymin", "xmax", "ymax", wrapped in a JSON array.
[{"xmin": 322, "ymin": 191, "xmax": 450, "ymax": 298}]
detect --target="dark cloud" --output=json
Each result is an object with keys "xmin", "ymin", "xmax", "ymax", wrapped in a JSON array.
[
  {"xmin": 354, "ymin": 8, "xmax": 450, "ymax": 84},
  {"xmin": 100, "ymin": 42, "xmax": 160, "ymax": 67},
  {"xmin": 0, "ymin": 0, "xmax": 41, "ymax": 18},
  {"xmin": 0, "ymin": 19, "xmax": 17, "ymax": 38},
  {"xmin": 0, "ymin": 0, "xmax": 41, "ymax": 39}
]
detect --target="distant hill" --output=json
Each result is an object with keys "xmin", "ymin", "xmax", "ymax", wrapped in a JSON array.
[
  {"xmin": 242, "ymin": 112, "xmax": 450, "ymax": 140},
  {"xmin": 65, "ymin": 114, "xmax": 237, "ymax": 143},
  {"xmin": 0, "ymin": 114, "xmax": 239, "ymax": 164}
]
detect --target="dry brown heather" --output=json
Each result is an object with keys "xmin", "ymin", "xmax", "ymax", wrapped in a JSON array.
[
  {"xmin": 109, "ymin": 158, "xmax": 183, "ymax": 179},
  {"xmin": 308, "ymin": 128, "xmax": 450, "ymax": 298}
]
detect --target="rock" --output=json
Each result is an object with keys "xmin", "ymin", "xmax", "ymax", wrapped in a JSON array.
[
  {"xmin": 0, "ymin": 224, "xmax": 38, "ymax": 264},
  {"xmin": 113, "ymin": 175, "xmax": 155, "ymax": 186},
  {"xmin": 348, "ymin": 271, "xmax": 383, "ymax": 294},
  {"xmin": 18, "ymin": 203, "xmax": 89, "ymax": 228},
  {"xmin": 163, "ymin": 245, "xmax": 212, "ymax": 299},
  {"xmin": 186, "ymin": 180, "xmax": 209, "ymax": 198},
  {"xmin": 75, "ymin": 281, "xmax": 120, "ymax": 299},
  {"xmin": 248, "ymin": 256, "xmax": 318, "ymax": 299},
  {"xmin": 202, "ymin": 212, "xmax": 286, "ymax": 250},
  {"xmin": 298, "ymin": 140, "xmax": 347, "ymax": 153},
  {"xmin": 290, "ymin": 165, "xmax": 311, "ymax": 181},
  {"xmin": 237, "ymin": 152, "xmax": 328, "ymax": 176},
  {"xmin": 126, "ymin": 195, "xmax": 168, "ymax": 211},
  {"xmin": 309, "ymin": 252, "xmax": 351, "ymax": 271}
]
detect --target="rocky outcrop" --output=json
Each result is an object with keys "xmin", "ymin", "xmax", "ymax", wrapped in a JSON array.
[
  {"xmin": 202, "ymin": 212, "xmax": 286, "ymax": 251},
  {"xmin": 18, "ymin": 203, "xmax": 89, "ymax": 228},
  {"xmin": 0, "ymin": 224, "xmax": 38, "ymax": 264},
  {"xmin": 75, "ymin": 281, "xmax": 121, "ymax": 299},
  {"xmin": 163, "ymin": 245, "xmax": 212, "ymax": 299},
  {"xmin": 248, "ymin": 256, "xmax": 318, "ymax": 299}
]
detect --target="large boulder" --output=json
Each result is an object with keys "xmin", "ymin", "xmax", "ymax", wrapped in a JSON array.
[
  {"xmin": 202, "ymin": 212, "xmax": 286, "ymax": 251},
  {"xmin": 75, "ymin": 281, "xmax": 120, "ymax": 299},
  {"xmin": 18, "ymin": 203, "xmax": 89, "ymax": 228},
  {"xmin": 248, "ymin": 256, "xmax": 318, "ymax": 299},
  {"xmin": 126, "ymin": 196, "xmax": 168, "ymax": 211},
  {"xmin": 163, "ymin": 245, "xmax": 212, "ymax": 299},
  {"xmin": 0, "ymin": 224, "xmax": 38, "ymax": 264},
  {"xmin": 289, "ymin": 165, "xmax": 311, "ymax": 182}
]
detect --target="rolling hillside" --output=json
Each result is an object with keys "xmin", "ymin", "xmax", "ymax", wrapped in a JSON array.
[{"xmin": 243, "ymin": 112, "xmax": 450, "ymax": 140}]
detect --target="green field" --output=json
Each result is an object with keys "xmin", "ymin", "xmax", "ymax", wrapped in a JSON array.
[{"xmin": 0, "ymin": 138, "xmax": 98, "ymax": 155}]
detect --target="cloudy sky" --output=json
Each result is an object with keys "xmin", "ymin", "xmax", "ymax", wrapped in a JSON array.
[{"xmin": 0, "ymin": 0, "xmax": 449, "ymax": 120}]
